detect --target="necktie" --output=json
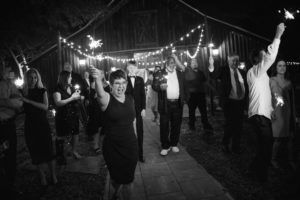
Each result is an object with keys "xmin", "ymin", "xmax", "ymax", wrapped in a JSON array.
[
  {"xmin": 129, "ymin": 76, "xmax": 135, "ymax": 88},
  {"xmin": 234, "ymin": 69, "xmax": 243, "ymax": 98}
]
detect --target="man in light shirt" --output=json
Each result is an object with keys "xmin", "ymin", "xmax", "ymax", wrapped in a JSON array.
[
  {"xmin": 247, "ymin": 23, "xmax": 285, "ymax": 183},
  {"xmin": 152, "ymin": 54, "xmax": 187, "ymax": 156}
]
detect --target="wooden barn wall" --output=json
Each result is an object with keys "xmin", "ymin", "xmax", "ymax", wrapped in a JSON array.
[
  {"xmin": 28, "ymin": 0, "xmax": 272, "ymax": 104},
  {"xmin": 206, "ymin": 20, "xmax": 268, "ymax": 68}
]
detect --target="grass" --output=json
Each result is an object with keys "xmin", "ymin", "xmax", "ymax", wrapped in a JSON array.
[{"xmin": 179, "ymin": 111, "xmax": 300, "ymax": 200}]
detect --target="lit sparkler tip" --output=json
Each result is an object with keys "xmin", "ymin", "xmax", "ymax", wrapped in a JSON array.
[
  {"xmin": 14, "ymin": 78, "xmax": 24, "ymax": 87},
  {"xmin": 74, "ymin": 84, "xmax": 80, "ymax": 90},
  {"xmin": 275, "ymin": 93, "xmax": 284, "ymax": 107},
  {"xmin": 283, "ymin": 8, "xmax": 295, "ymax": 20}
]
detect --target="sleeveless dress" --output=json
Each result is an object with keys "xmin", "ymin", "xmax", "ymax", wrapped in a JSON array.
[
  {"xmin": 102, "ymin": 94, "xmax": 138, "ymax": 184},
  {"xmin": 24, "ymin": 88, "xmax": 54, "ymax": 165},
  {"xmin": 270, "ymin": 77, "xmax": 295, "ymax": 138},
  {"xmin": 54, "ymin": 85, "xmax": 80, "ymax": 136}
]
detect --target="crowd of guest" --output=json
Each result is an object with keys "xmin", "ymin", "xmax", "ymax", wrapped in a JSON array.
[{"xmin": 0, "ymin": 22, "xmax": 299, "ymax": 199}]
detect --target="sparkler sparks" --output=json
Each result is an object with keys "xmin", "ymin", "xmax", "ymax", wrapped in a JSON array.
[
  {"xmin": 278, "ymin": 8, "xmax": 299, "ymax": 21},
  {"xmin": 14, "ymin": 78, "xmax": 24, "ymax": 88},
  {"xmin": 275, "ymin": 93, "xmax": 284, "ymax": 107}
]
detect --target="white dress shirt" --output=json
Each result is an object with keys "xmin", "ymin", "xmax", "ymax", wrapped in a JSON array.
[
  {"xmin": 166, "ymin": 70, "xmax": 180, "ymax": 99},
  {"xmin": 129, "ymin": 75, "xmax": 135, "ymax": 88},
  {"xmin": 247, "ymin": 38, "xmax": 281, "ymax": 119}
]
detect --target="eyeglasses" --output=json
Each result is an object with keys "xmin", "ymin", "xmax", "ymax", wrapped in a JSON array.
[{"xmin": 113, "ymin": 81, "xmax": 127, "ymax": 86}]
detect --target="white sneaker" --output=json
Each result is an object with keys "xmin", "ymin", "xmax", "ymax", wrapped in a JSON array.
[
  {"xmin": 171, "ymin": 146, "xmax": 180, "ymax": 153},
  {"xmin": 160, "ymin": 148, "xmax": 170, "ymax": 156}
]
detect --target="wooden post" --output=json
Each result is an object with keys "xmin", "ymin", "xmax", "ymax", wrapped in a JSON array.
[
  {"xmin": 58, "ymin": 31, "xmax": 62, "ymax": 72},
  {"xmin": 204, "ymin": 16, "xmax": 215, "ymax": 116}
]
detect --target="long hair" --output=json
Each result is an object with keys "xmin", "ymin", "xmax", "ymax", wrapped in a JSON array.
[
  {"xmin": 57, "ymin": 70, "xmax": 71, "ymax": 89},
  {"xmin": 23, "ymin": 68, "xmax": 44, "ymax": 96},
  {"xmin": 270, "ymin": 58, "xmax": 290, "ymax": 80}
]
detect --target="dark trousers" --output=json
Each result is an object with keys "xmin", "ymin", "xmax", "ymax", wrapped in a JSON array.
[
  {"xmin": 135, "ymin": 111, "xmax": 144, "ymax": 159},
  {"xmin": 249, "ymin": 115, "xmax": 273, "ymax": 182},
  {"xmin": 222, "ymin": 99, "xmax": 244, "ymax": 151},
  {"xmin": 159, "ymin": 100, "xmax": 183, "ymax": 149},
  {"xmin": 0, "ymin": 119, "xmax": 17, "ymax": 196},
  {"xmin": 187, "ymin": 92, "xmax": 209, "ymax": 127}
]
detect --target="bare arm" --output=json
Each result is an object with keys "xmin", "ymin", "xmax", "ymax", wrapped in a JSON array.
[
  {"xmin": 23, "ymin": 90, "xmax": 49, "ymax": 111},
  {"xmin": 53, "ymin": 91, "xmax": 79, "ymax": 107},
  {"xmin": 172, "ymin": 54, "xmax": 186, "ymax": 71},
  {"xmin": 88, "ymin": 66, "xmax": 110, "ymax": 111},
  {"xmin": 208, "ymin": 56, "xmax": 215, "ymax": 72}
]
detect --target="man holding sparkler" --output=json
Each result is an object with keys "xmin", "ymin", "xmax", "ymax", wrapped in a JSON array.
[
  {"xmin": 152, "ymin": 54, "xmax": 187, "ymax": 156},
  {"xmin": 246, "ymin": 23, "xmax": 285, "ymax": 183}
]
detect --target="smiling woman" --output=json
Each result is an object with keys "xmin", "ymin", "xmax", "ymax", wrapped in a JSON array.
[{"xmin": 89, "ymin": 67, "xmax": 138, "ymax": 199}]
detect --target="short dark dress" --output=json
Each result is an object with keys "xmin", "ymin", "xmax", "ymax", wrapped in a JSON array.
[
  {"xmin": 24, "ymin": 88, "xmax": 54, "ymax": 165},
  {"xmin": 54, "ymin": 85, "xmax": 80, "ymax": 136},
  {"xmin": 102, "ymin": 94, "xmax": 138, "ymax": 184}
]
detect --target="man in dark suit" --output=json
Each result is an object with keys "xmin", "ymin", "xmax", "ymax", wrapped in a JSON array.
[
  {"xmin": 152, "ymin": 54, "xmax": 187, "ymax": 156},
  {"xmin": 125, "ymin": 60, "xmax": 146, "ymax": 162},
  {"xmin": 208, "ymin": 54, "xmax": 248, "ymax": 154}
]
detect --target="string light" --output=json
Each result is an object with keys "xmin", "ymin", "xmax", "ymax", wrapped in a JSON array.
[
  {"xmin": 60, "ymin": 23, "xmax": 205, "ymax": 66},
  {"xmin": 186, "ymin": 27, "xmax": 205, "ymax": 59}
]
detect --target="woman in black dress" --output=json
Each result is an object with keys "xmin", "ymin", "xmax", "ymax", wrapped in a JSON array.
[
  {"xmin": 89, "ymin": 67, "xmax": 138, "ymax": 200},
  {"xmin": 22, "ymin": 68, "xmax": 57, "ymax": 186},
  {"xmin": 53, "ymin": 70, "xmax": 83, "ymax": 165}
]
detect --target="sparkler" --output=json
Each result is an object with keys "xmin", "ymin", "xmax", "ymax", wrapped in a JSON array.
[
  {"xmin": 275, "ymin": 93, "xmax": 284, "ymax": 107},
  {"xmin": 278, "ymin": 8, "xmax": 299, "ymax": 22},
  {"xmin": 51, "ymin": 109, "xmax": 56, "ymax": 117},
  {"xmin": 14, "ymin": 78, "xmax": 24, "ymax": 88},
  {"xmin": 87, "ymin": 35, "xmax": 103, "ymax": 50},
  {"xmin": 74, "ymin": 84, "xmax": 80, "ymax": 90}
]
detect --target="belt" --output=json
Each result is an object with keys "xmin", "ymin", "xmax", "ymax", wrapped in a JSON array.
[{"xmin": 167, "ymin": 99, "xmax": 179, "ymax": 102}]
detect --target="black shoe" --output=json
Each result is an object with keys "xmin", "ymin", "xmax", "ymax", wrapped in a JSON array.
[{"xmin": 221, "ymin": 145, "xmax": 230, "ymax": 154}]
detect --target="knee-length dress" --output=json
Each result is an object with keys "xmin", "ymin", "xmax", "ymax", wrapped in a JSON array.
[
  {"xmin": 24, "ymin": 88, "xmax": 54, "ymax": 165},
  {"xmin": 270, "ymin": 77, "xmax": 296, "ymax": 138},
  {"xmin": 102, "ymin": 94, "xmax": 138, "ymax": 184},
  {"xmin": 54, "ymin": 85, "xmax": 80, "ymax": 136}
]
